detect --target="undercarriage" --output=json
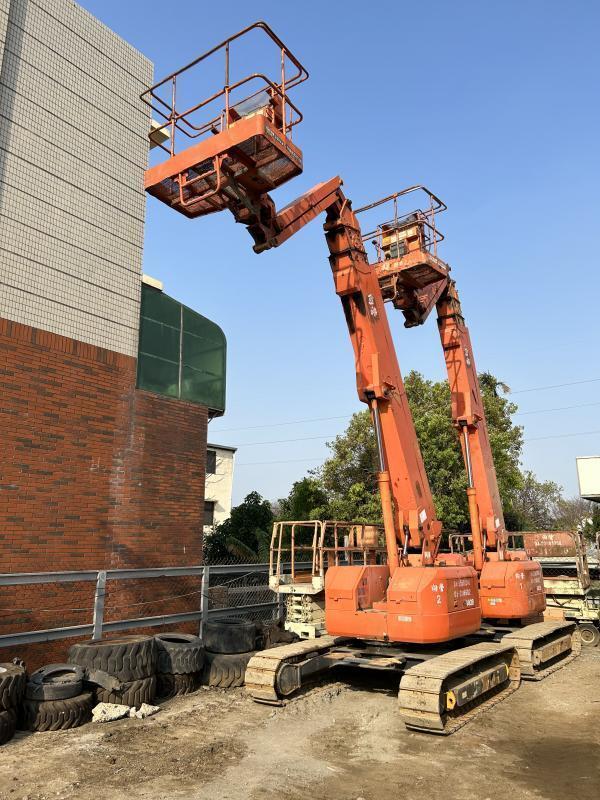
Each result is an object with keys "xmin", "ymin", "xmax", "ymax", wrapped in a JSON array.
[
  {"xmin": 246, "ymin": 636, "xmax": 522, "ymax": 734},
  {"xmin": 245, "ymin": 618, "xmax": 579, "ymax": 734}
]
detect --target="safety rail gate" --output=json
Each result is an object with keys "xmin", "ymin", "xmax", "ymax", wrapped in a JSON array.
[{"xmin": 269, "ymin": 521, "xmax": 387, "ymax": 594}]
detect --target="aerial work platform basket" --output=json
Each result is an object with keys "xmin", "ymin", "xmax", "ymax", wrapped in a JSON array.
[
  {"xmin": 355, "ymin": 186, "xmax": 451, "ymax": 326},
  {"xmin": 141, "ymin": 22, "xmax": 307, "ymax": 219}
]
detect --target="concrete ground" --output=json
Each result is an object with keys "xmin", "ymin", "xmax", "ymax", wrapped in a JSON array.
[{"xmin": 0, "ymin": 648, "xmax": 598, "ymax": 800}]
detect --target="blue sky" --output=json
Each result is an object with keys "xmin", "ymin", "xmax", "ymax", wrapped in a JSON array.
[{"xmin": 83, "ymin": 0, "xmax": 600, "ymax": 504}]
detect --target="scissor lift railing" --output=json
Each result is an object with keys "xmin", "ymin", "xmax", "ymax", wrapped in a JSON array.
[
  {"xmin": 512, "ymin": 531, "xmax": 591, "ymax": 594},
  {"xmin": 269, "ymin": 520, "xmax": 387, "ymax": 594},
  {"xmin": 141, "ymin": 22, "xmax": 307, "ymax": 219}
]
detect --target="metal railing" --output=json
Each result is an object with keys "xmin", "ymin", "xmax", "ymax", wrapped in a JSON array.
[
  {"xmin": 355, "ymin": 185, "xmax": 447, "ymax": 263},
  {"xmin": 269, "ymin": 520, "xmax": 387, "ymax": 593},
  {"xmin": 0, "ymin": 562, "xmax": 306, "ymax": 649},
  {"xmin": 141, "ymin": 21, "xmax": 308, "ymax": 157}
]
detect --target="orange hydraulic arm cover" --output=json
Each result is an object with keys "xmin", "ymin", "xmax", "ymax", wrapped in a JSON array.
[
  {"xmin": 436, "ymin": 281, "xmax": 505, "ymax": 550},
  {"xmin": 264, "ymin": 178, "xmax": 443, "ymax": 561}
]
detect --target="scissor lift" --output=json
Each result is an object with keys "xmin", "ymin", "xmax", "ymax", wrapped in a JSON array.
[{"xmin": 269, "ymin": 521, "xmax": 387, "ymax": 638}]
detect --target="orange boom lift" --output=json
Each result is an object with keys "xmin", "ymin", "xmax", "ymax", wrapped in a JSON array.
[
  {"xmin": 358, "ymin": 189, "xmax": 578, "ymax": 675},
  {"xmin": 142, "ymin": 23, "xmax": 573, "ymax": 732}
]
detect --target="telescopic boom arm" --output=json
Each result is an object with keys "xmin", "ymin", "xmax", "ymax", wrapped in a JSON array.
[
  {"xmin": 436, "ymin": 281, "xmax": 506, "ymax": 562},
  {"xmin": 228, "ymin": 177, "xmax": 443, "ymax": 566}
]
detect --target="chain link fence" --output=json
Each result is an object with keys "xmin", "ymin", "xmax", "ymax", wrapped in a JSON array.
[{"xmin": 202, "ymin": 555, "xmax": 281, "ymax": 625}]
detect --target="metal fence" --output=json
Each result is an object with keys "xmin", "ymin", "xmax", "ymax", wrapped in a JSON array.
[{"xmin": 0, "ymin": 561, "xmax": 298, "ymax": 649}]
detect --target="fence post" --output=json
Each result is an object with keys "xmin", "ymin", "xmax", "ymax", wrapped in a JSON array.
[
  {"xmin": 199, "ymin": 565, "xmax": 210, "ymax": 637},
  {"xmin": 92, "ymin": 571, "xmax": 107, "ymax": 640},
  {"xmin": 277, "ymin": 590, "xmax": 285, "ymax": 623}
]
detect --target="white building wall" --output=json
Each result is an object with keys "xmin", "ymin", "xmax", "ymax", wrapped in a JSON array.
[
  {"xmin": 0, "ymin": 0, "xmax": 152, "ymax": 356},
  {"xmin": 204, "ymin": 445, "xmax": 236, "ymax": 531}
]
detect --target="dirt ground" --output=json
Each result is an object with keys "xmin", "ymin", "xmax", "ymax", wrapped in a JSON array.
[{"xmin": 0, "ymin": 648, "xmax": 598, "ymax": 800}]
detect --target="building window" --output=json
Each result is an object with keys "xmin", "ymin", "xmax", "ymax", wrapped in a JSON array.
[
  {"xmin": 204, "ymin": 501, "xmax": 216, "ymax": 527},
  {"xmin": 206, "ymin": 449, "xmax": 217, "ymax": 475},
  {"xmin": 137, "ymin": 284, "xmax": 227, "ymax": 414}
]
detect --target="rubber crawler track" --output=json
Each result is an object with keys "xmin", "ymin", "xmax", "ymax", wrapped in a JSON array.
[
  {"xmin": 245, "ymin": 636, "xmax": 343, "ymax": 704},
  {"xmin": 502, "ymin": 620, "xmax": 580, "ymax": 681},
  {"xmin": 398, "ymin": 641, "xmax": 521, "ymax": 734}
]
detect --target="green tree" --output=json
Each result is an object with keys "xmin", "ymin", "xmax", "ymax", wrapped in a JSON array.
[
  {"xmin": 404, "ymin": 371, "xmax": 469, "ymax": 529},
  {"xmin": 555, "ymin": 496, "xmax": 600, "ymax": 541},
  {"xmin": 282, "ymin": 370, "xmax": 526, "ymax": 529},
  {"xmin": 277, "ymin": 477, "xmax": 328, "ymax": 521},
  {"xmin": 319, "ymin": 410, "xmax": 379, "ymax": 499},
  {"xmin": 203, "ymin": 491, "xmax": 274, "ymax": 562},
  {"xmin": 506, "ymin": 470, "xmax": 562, "ymax": 530},
  {"xmin": 478, "ymin": 372, "xmax": 523, "ymax": 522}
]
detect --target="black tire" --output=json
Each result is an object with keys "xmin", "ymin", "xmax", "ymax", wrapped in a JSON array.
[
  {"xmin": 0, "ymin": 663, "xmax": 26, "ymax": 711},
  {"xmin": 26, "ymin": 664, "xmax": 84, "ymax": 701},
  {"xmin": 255, "ymin": 621, "xmax": 297, "ymax": 651},
  {"xmin": 203, "ymin": 618, "xmax": 256, "ymax": 655},
  {"xmin": 68, "ymin": 635, "xmax": 156, "ymax": 682},
  {"xmin": 202, "ymin": 651, "xmax": 253, "ymax": 688},
  {"xmin": 0, "ymin": 708, "xmax": 17, "ymax": 745},
  {"xmin": 155, "ymin": 633, "xmax": 205, "ymax": 674},
  {"xmin": 156, "ymin": 671, "xmax": 201, "ymax": 699},
  {"xmin": 94, "ymin": 675, "xmax": 156, "ymax": 708},
  {"xmin": 578, "ymin": 623, "xmax": 600, "ymax": 647},
  {"xmin": 19, "ymin": 692, "xmax": 93, "ymax": 732}
]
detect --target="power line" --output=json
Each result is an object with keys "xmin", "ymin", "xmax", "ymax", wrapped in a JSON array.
[
  {"xmin": 511, "ymin": 377, "xmax": 600, "ymax": 394},
  {"xmin": 237, "ymin": 428, "xmax": 600, "ymax": 466},
  {"xmin": 524, "ymin": 429, "xmax": 600, "ymax": 442},
  {"xmin": 236, "ymin": 434, "xmax": 331, "ymax": 447},
  {"xmin": 212, "ymin": 378, "xmax": 600, "ymax": 435},
  {"xmin": 213, "ymin": 413, "xmax": 354, "ymax": 433},
  {"xmin": 237, "ymin": 457, "xmax": 323, "ymax": 467},
  {"xmin": 231, "ymin": 400, "xmax": 600, "ymax": 446},
  {"xmin": 514, "ymin": 401, "xmax": 600, "ymax": 416}
]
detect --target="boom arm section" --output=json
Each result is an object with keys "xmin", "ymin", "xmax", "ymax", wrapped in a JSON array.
[
  {"xmin": 436, "ymin": 280, "xmax": 505, "ymax": 557},
  {"xmin": 232, "ymin": 179, "xmax": 443, "ymax": 564}
]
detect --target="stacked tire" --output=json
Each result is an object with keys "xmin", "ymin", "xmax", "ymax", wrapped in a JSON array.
[
  {"xmin": 155, "ymin": 633, "xmax": 205, "ymax": 699},
  {"xmin": 68, "ymin": 635, "xmax": 157, "ymax": 708},
  {"xmin": 20, "ymin": 664, "xmax": 92, "ymax": 732},
  {"xmin": 202, "ymin": 618, "xmax": 255, "ymax": 689},
  {"xmin": 0, "ymin": 662, "xmax": 26, "ymax": 743}
]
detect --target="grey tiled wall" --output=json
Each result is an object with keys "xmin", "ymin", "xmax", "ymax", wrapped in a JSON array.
[{"xmin": 0, "ymin": 0, "xmax": 152, "ymax": 356}]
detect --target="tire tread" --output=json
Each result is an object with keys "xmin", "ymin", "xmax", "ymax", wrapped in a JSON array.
[
  {"xmin": 0, "ymin": 663, "xmax": 26, "ymax": 711},
  {"xmin": 68, "ymin": 636, "xmax": 156, "ymax": 681},
  {"xmin": 203, "ymin": 651, "xmax": 253, "ymax": 688},
  {"xmin": 94, "ymin": 675, "xmax": 156, "ymax": 707},
  {"xmin": 0, "ymin": 708, "xmax": 16, "ymax": 744},
  {"xmin": 19, "ymin": 693, "xmax": 93, "ymax": 732}
]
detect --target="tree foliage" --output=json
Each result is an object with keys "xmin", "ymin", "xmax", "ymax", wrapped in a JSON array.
[
  {"xmin": 508, "ymin": 470, "xmax": 563, "ymax": 531},
  {"xmin": 555, "ymin": 496, "xmax": 600, "ymax": 541},
  {"xmin": 222, "ymin": 375, "xmax": 592, "ymax": 546},
  {"xmin": 277, "ymin": 478, "xmax": 328, "ymax": 521},
  {"xmin": 284, "ymin": 370, "xmax": 525, "ymax": 530},
  {"xmin": 203, "ymin": 491, "xmax": 273, "ymax": 563}
]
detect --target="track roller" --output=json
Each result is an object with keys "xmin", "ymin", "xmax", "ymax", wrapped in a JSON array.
[
  {"xmin": 502, "ymin": 620, "xmax": 580, "ymax": 680},
  {"xmin": 245, "ymin": 636, "xmax": 345, "ymax": 704},
  {"xmin": 398, "ymin": 641, "xmax": 520, "ymax": 735}
]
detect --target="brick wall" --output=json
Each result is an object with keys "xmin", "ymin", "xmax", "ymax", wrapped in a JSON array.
[{"xmin": 0, "ymin": 317, "xmax": 207, "ymax": 668}]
